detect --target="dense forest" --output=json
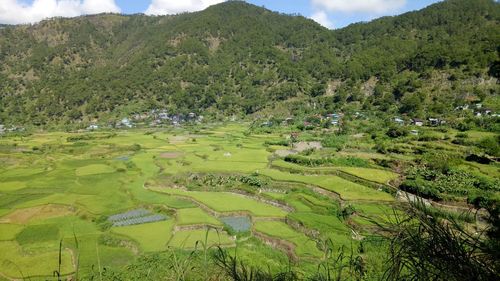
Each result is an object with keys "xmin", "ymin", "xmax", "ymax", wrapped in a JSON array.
[{"xmin": 0, "ymin": 0, "xmax": 498, "ymax": 125}]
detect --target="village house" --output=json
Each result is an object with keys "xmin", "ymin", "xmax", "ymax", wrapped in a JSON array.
[
  {"xmin": 455, "ymin": 104, "xmax": 470, "ymax": 111},
  {"xmin": 428, "ymin": 118, "xmax": 445, "ymax": 126},
  {"xmin": 6, "ymin": 126, "xmax": 24, "ymax": 132},
  {"xmin": 354, "ymin": 112, "xmax": 365, "ymax": 118},
  {"xmin": 158, "ymin": 112, "xmax": 169, "ymax": 120},
  {"xmin": 283, "ymin": 117, "xmax": 294, "ymax": 125},
  {"xmin": 411, "ymin": 118, "xmax": 424, "ymax": 126},
  {"xmin": 326, "ymin": 112, "xmax": 343, "ymax": 119},
  {"xmin": 394, "ymin": 117, "xmax": 404, "ymax": 125},
  {"xmin": 133, "ymin": 113, "xmax": 149, "ymax": 121},
  {"xmin": 87, "ymin": 124, "xmax": 99, "ymax": 131},
  {"xmin": 150, "ymin": 119, "xmax": 161, "ymax": 127},
  {"xmin": 261, "ymin": 121, "xmax": 272, "ymax": 127},
  {"xmin": 118, "ymin": 118, "xmax": 133, "ymax": 128}
]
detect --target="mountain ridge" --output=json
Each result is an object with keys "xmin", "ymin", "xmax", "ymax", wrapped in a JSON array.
[{"xmin": 0, "ymin": 0, "xmax": 498, "ymax": 127}]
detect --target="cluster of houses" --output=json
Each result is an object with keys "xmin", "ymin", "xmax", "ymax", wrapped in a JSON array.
[
  {"xmin": 260, "ymin": 112, "xmax": 356, "ymax": 129},
  {"xmin": 0, "ymin": 124, "xmax": 25, "ymax": 135},
  {"xmin": 87, "ymin": 110, "xmax": 203, "ymax": 131},
  {"xmin": 392, "ymin": 116, "xmax": 450, "ymax": 136},
  {"xmin": 325, "ymin": 113, "xmax": 343, "ymax": 126},
  {"xmin": 455, "ymin": 103, "xmax": 498, "ymax": 118},
  {"xmin": 393, "ymin": 117, "xmax": 447, "ymax": 127}
]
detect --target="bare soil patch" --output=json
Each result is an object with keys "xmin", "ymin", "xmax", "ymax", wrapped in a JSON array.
[
  {"xmin": 293, "ymin": 141, "xmax": 322, "ymax": 152},
  {"xmin": 0, "ymin": 204, "xmax": 75, "ymax": 224},
  {"xmin": 275, "ymin": 150, "xmax": 297, "ymax": 157},
  {"xmin": 159, "ymin": 152, "xmax": 183, "ymax": 159}
]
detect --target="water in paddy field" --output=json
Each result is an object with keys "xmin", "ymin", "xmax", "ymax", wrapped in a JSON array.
[
  {"xmin": 115, "ymin": 155, "xmax": 130, "ymax": 161},
  {"xmin": 220, "ymin": 216, "xmax": 252, "ymax": 232},
  {"xmin": 108, "ymin": 209, "xmax": 168, "ymax": 227}
]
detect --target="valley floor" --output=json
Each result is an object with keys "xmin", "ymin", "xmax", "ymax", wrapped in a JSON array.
[{"xmin": 0, "ymin": 123, "xmax": 492, "ymax": 280}]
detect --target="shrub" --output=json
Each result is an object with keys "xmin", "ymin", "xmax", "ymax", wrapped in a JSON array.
[
  {"xmin": 264, "ymin": 139, "xmax": 289, "ymax": 146},
  {"xmin": 339, "ymin": 205, "xmax": 356, "ymax": 220},
  {"xmin": 418, "ymin": 133, "xmax": 440, "ymax": 141},
  {"xmin": 321, "ymin": 134, "xmax": 348, "ymax": 151},
  {"xmin": 477, "ymin": 136, "xmax": 500, "ymax": 157},
  {"xmin": 386, "ymin": 127, "xmax": 408, "ymax": 138},
  {"xmin": 130, "ymin": 144, "xmax": 141, "ymax": 151},
  {"xmin": 421, "ymin": 151, "xmax": 460, "ymax": 173},
  {"xmin": 400, "ymin": 179, "xmax": 443, "ymax": 201},
  {"xmin": 284, "ymin": 155, "xmax": 369, "ymax": 167},
  {"xmin": 456, "ymin": 121, "xmax": 472, "ymax": 132},
  {"xmin": 384, "ymin": 201, "xmax": 500, "ymax": 281}
]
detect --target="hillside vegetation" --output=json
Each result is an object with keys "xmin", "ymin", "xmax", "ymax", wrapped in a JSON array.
[{"xmin": 0, "ymin": 0, "xmax": 498, "ymax": 126}]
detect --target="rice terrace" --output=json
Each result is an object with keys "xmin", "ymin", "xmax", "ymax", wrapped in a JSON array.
[
  {"xmin": 0, "ymin": 0, "xmax": 499, "ymax": 280},
  {"xmin": 1, "ymin": 119, "xmax": 497, "ymax": 280},
  {"xmin": 0, "ymin": 123, "xmax": 401, "ymax": 279}
]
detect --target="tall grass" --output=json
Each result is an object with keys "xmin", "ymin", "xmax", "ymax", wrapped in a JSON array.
[{"xmin": 381, "ymin": 199, "xmax": 499, "ymax": 281}]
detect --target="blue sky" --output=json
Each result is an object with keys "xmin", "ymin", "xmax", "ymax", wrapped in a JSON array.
[
  {"xmin": 4, "ymin": 0, "xmax": 442, "ymax": 27},
  {"xmin": 247, "ymin": 0, "xmax": 441, "ymax": 28}
]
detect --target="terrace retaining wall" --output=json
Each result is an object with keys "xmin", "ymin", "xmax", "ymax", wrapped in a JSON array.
[{"xmin": 252, "ymin": 230, "xmax": 298, "ymax": 262}]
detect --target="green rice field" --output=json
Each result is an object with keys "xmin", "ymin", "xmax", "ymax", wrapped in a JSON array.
[{"xmin": 0, "ymin": 123, "xmax": 401, "ymax": 279}]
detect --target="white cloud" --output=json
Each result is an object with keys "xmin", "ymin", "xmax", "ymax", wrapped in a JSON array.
[
  {"xmin": 310, "ymin": 11, "xmax": 333, "ymax": 29},
  {"xmin": 0, "ymin": 0, "xmax": 121, "ymax": 25},
  {"xmin": 145, "ymin": 0, "xmax": 225, "ymax": 15},
  {"xmin": 311, "ymin": 0, "xmax": 406, "ymax": 14}
]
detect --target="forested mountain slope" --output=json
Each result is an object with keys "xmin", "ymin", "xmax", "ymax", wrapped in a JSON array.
[{"xmin": 0, "ymin": 0, "xmax": 498, "ymax": 126}]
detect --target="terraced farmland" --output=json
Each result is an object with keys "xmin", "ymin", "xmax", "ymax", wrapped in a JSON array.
[{"xmin": 0, "ymin": 124, "xmax": 404, "ymax": 279}]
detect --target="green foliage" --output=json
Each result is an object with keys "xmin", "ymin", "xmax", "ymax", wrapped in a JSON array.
[
  {"xmin": 339, "ymin": 204, "xmax": 356, "ymax": 220},
  {"xmin": 477, "ymin": 136, "xmax": 500, "ymax": 157},
  {"xmin": 386, "ymin": 127, "xmax": 408, "ymax": 138},
  {"xmin": 264, "ymin": 139, "xmax": 290, "ymax": 146},
  {"xmin": 401, "ymin": 166, "xmax": 500, "ymax": 201},
  {"xmin": 129, "ymin": 143, "xmax": 142, "ymax": 152},
  {"xmin": 421, "ymin": 151, "xmax": 461, "ymax": 173},
  {"xmin": 321, "ymin": 134, "xmax": 348, "ymax": 151},
  {"xmin": 283, "ymin": 155, "xmax": 370, "ymax": 168},
  {"xmin": 384, "ymin": 200, "xmax": 500, "ymax": 281},
  {"xmin": 16, "ymin": 224, "xmax": 60, "ymax": 244}
]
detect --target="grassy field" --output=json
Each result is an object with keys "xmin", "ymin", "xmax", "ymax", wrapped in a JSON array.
[
  {"xmin": 153, "ymin": 188, "xmax": 288, "ymax": 217},
  {"xmin": 0, "ymin": 224, "xmax": 23, "ymax": 240},
  {"xmin": 169, "ymin": 228, "xmax": 234, "ymax": 248},
  {"xmin": 176, "ymin": 208, "xmax": 223, "ymax": 226},
  {"xmin": 253, "ymin": 221, "xmax": 323, "ymax": 258},
  {"xmin": 75, "ymin": 164, "xmax": 116, "ymax": 176},
  {"xmin": 112, "ymin": 220, "xmax": 175, "ymax": 252},
  {"xmin": 272, "ymin": 159, "xmax": 398, "ymax": 184},
  {"xmin": 0, "ymin": 241, "xmax": 74, "ymax": 279},
  {"xmin": 0, "ymin": 123, "xmax": 406, "ymax": 278},
  {"xmin": 260, "ymin": 169, "xmax": 394, "ymax": 201}
]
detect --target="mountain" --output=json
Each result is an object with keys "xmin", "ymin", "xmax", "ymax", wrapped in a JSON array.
[{"xmin": 0, "ymin": 0, "xmax": 498, "ymax": 126}]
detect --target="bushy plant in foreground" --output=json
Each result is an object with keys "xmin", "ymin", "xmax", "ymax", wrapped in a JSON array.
[{"xmin": 381, "ymin": 200, "xmax": 500, "ymax": 281}]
